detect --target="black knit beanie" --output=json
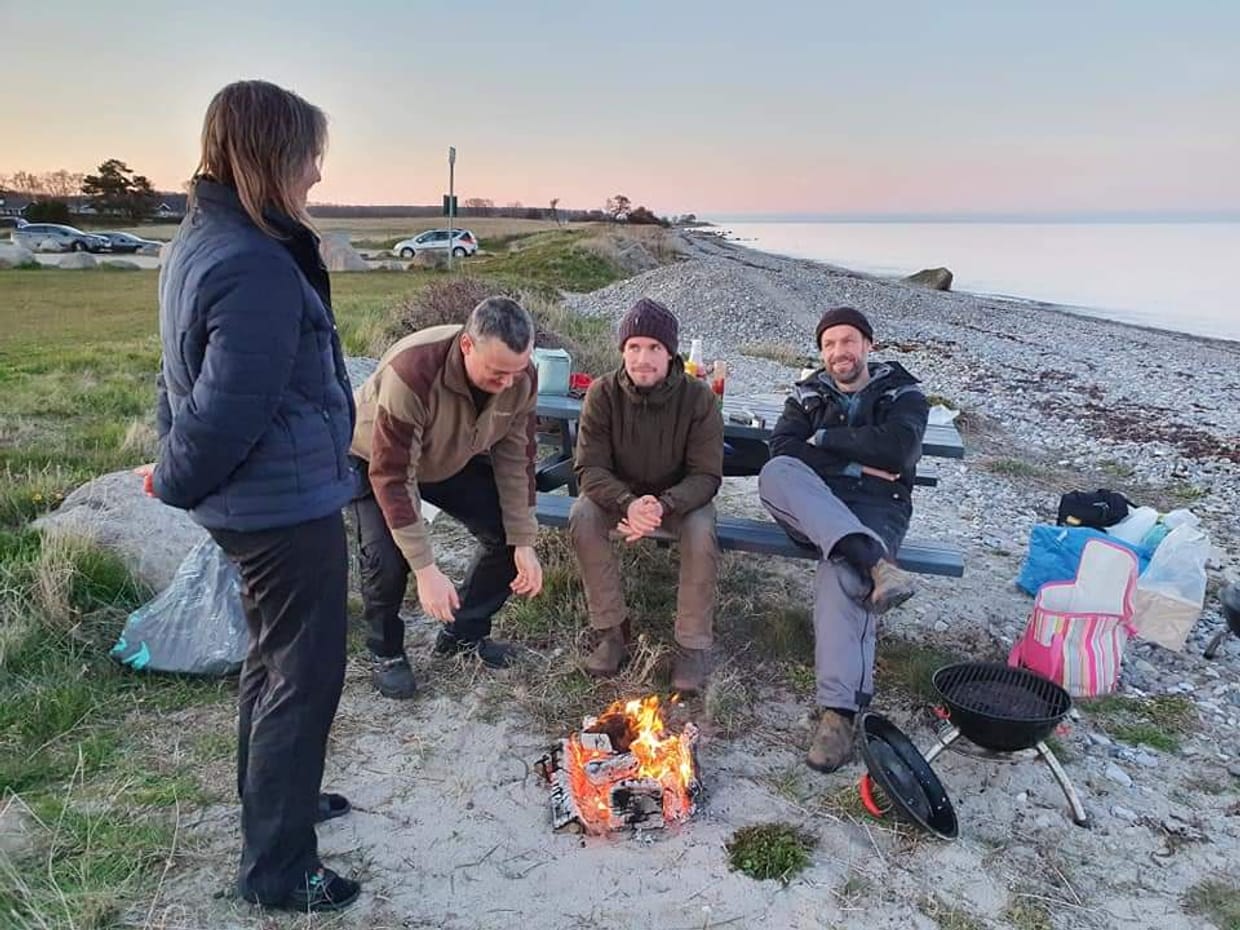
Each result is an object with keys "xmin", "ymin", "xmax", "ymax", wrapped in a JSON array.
[
  {"xmin": 617, "ymin": 297, "xmax": 679, "ymax": 356},
  {"xmin": 815, "ymin": 306, "xmax": 873, "ymax": 347}
]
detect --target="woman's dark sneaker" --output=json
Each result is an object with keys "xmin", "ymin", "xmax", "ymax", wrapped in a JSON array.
[{"xmin": 280, "ymin": 867, "xmax": 360, "ymax": 912}]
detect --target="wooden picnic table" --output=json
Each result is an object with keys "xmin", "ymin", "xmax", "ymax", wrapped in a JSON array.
[
  {"xmin": 535, "ymin": 392, "xmax": 964, "ymax": 459},
  {"xmin": 534, "ymin": 391, "xmax": 963, "ymax": 494},
  {"xmin": 532, "ymin": 390, "xmax": 967, "ymax": 576}
]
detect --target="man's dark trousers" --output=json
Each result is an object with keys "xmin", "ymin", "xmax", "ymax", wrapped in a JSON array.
[
  {"xmin": 207, "ymin": 511, "xmax": 348, "ymax": 905},
  {"xmin": 350, "ymin": 455, "xmax": 519, "ymax": 655}
]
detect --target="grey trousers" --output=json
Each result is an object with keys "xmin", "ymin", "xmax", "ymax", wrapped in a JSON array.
[
  {"xmin": 568, "ymin": 496, "xmax": 719, "ymax": 649},
  {"xmin": 758, "ymin": 455, "xmax": 910, "ymax": 711}
]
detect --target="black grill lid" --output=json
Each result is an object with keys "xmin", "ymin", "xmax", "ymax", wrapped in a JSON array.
[{"xmin": 858, "ymin": 712, "xmax": 958, "ymax": 840}]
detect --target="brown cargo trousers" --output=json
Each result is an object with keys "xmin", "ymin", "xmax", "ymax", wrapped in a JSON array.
[{"xmin": 568, "ymin": 496, "xmax": 719, "ymax": 649}]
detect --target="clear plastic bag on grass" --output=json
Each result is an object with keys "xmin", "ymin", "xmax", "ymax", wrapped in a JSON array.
[{"xmin": 110, "ymin": 537, "xmax": 246, "ymax": 677}]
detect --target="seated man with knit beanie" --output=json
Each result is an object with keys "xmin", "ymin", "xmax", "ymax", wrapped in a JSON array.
[
  {"xmin": 569, "ymin": 298, "xmax": 724, "ymax": 693},
  {"xmin": 758, "ymin": 306, "xmax": 927, "ymax": 773}
]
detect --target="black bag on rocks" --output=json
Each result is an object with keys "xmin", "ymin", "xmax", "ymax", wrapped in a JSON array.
[{"xmin": 1056, "ymin": 489, "xmax": 1133, "ymax": 529}]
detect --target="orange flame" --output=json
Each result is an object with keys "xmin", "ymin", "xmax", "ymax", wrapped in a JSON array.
[{"xmin": 562, "ymin": 695, "xmax": 699, "ymax": 833}]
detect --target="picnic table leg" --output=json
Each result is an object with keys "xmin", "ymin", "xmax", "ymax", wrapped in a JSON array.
[{"xmin": 561, "ymin": 418, "xmax": 579, "ymax": 496}]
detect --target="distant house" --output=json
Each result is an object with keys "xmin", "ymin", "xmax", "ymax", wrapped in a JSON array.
[
  {"xmin": 153, "ymin": 202, "xmax": 180, "ymax": 220},
  {"xmin": 0, "ymin": 194, "xmax": 32, "ymax": 217}
]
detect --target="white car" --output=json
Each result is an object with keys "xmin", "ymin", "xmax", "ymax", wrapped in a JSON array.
[
  {"xmin": 392, "ymin": 228, "xmax": 478, "ymax": 259},
  {"xmin": 13, "ymin": 223, "xmax": 110, "ymax": 253}
]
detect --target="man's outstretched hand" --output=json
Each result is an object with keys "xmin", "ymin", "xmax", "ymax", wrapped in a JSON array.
[
  {"xmin": 511, "ymin": 545, "xmax": 543, "ymax": 597},
  {"xmin": 414, "ymin": 564, "xmax": 461, "ymax": 622}
]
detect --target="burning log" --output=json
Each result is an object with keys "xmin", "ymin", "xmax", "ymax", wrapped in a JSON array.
[{"xmin": 536, "ymin": 695, "xmax": 702, "ymax": 834}]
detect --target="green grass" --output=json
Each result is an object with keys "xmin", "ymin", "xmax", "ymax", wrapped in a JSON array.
[
  {"xmin": 1165, "ymin": 481, "xmax": 1206, "ymax": 505},
  {"xmin": 1099, "ymin": 458, "xmax": 1136, "ymax": 480},
  {"xmin": 986, "ymin": 457, "xmax": 1048, "ymax": 479},
  {"xmin": 1185, "ymin": 878, "xmax": 1240, "ymax": 930},
  {"xmin": 1080, "ymin": 693, "xmax": 1197, "ymax": 753},
  {"xmin": 919, "ymin": 895, "xmax": 987, "ymax": 930},
  {"xmin": 738, "ymin": 343, "xmax": 815, "ymax": 369},
  {"xmin": 725, "ymin": 822, "xmax": 816, "ymax": 884},
  {"xmin": 0, "ymin": 227, "xmax": 675, "ymax": 926},
  {"xmin": 875, "ymin": 639, "xmax": 964, "ymax": 703},
  {"xmin": 1002, "ymin": 898, "xmax": 1053, "ymax": 930},
  {"xmin": 470, "ymin": 230, "xmax": 626, "ymax": 292}
]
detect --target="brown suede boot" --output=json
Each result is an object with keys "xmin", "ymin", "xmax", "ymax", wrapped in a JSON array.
[
  {"xmin": 869, "ymin": 559, "xmax": 916, "ymax": 614},
  {"xmin": 671, "ymin": 648, "xmax": 709, "ymax": 694},
  {"xmin": 806, "ymin": 709, "xmax": 855, "ymax": 773},
  {"xmin": 583, "ymin": 619, "xmax": 631, "ymax": 677}
]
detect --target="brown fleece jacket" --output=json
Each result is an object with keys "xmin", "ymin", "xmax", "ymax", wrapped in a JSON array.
[
  {"xmin": 350, "ymin": 324, "xmax": 538, "ymax": 570},
  {"xmin": 573, "ymin": 357, "xmax": 723, "ymax": 515}
]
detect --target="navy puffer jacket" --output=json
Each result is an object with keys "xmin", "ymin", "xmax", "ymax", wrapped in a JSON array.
[{"xmin": 153, "ymin": 179, "xmax": 357, "ymax": 531}]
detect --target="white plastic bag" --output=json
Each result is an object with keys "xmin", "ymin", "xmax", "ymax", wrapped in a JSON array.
[
  {"xmin": 927, "ymin": 404, "xmax": 960, "ymax": 426},
  {"xmin": 1107, "ymin": 506, "xmax": 1159, "ymax": 546},
  {"xmin": 1131, "ymin": 523, "xmax": 1210, "ymax": 651}
]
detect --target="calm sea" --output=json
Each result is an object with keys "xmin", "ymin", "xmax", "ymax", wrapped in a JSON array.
[{"xmin": 709, "ymin": 221, "xmax": 1239, "ymax": 343}]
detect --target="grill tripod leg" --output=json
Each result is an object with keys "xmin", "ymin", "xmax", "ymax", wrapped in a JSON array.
[
  {"xmin": 1037, "ymin": 741, "xmax": 1091, "ymax": 828},
  {"xmin": 922, "ymin": 725, "xmax": 961, "ymax": 764},
  {"xmin": 1204, "ymin": 628, "xmax": 1230, "ymax": 660}
]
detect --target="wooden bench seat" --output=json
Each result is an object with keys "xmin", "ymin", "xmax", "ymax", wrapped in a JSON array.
[{"xmin": 533, "ymin": 492, "xmax": 964, "ymax": 578}]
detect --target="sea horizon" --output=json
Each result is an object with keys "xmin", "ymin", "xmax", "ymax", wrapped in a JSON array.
[{"xmin": 700, "ymin": 219, "xmax": 1239, "ymax": 343}]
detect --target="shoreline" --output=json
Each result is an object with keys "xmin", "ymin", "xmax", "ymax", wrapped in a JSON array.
[
  {"xmin": 692, "ymin": 226, "xmax": 1239, "ymax": 347},
  {"xmin": 683, "ymin": 228, "xmax": 1240, "ymax": 359}
]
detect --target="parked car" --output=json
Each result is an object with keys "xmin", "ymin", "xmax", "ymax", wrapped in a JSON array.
[
  {"xmin": 0, "ymin": 216, "xmax": 27, "ymax": 230},
  {"xmin": 392, "ymin": 228, "xmax": 478, "ymax": 259},
  {"xmin": 13, "ymin": 223, "xmax": 109, "ymax": 253},
  {"xmin": 94, "ymin": 231, "xmax": 163, "ymax": 255}
]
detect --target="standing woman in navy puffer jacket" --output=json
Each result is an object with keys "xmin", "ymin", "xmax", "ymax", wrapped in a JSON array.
[{"xmin": 143, "ymin": 80, "xmax": 360, "ymax": 912}]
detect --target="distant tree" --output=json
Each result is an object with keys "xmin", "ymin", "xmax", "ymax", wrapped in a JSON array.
[
  {"xmin": 505, "ymin": 201, "xmax": 524, "ymax": 211},
  {"xmin": 25, "ymin": 200, "xmax": 72, "ymax": 224},
  {"xmin": 605, "ymin": 194, "xmax": 632, "ymax": 222},
  {"xmin": 6, "ymin": 170, "xmax": 43, "ymax": 194},
  {"xmin": 82, "ymin": 158, "xmax": 157, "ymax": 221},
  {"xmin": 41, "ymin": 170, "xmax": 84, "ymax": 199},
  {"xmin": 549, "ymin": 197, "xmax": 560, "ymax": 225},
  {"xmin": 464, "ymin": 197, "xmax": 493, "ymax": 211}
]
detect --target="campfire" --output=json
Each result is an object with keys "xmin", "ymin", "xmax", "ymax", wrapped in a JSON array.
[{"xmin": 536, "ymin": 695, "xmax": 702, "ymax": 834}]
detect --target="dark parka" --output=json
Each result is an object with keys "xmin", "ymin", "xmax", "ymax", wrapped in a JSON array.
[
  {"xmin": 153, "ymin": 179, "xmax": 357, "ymax": 530},
  {"xmin": 768, "ymin": 361, "xmax": 929, "ymax": 508}
]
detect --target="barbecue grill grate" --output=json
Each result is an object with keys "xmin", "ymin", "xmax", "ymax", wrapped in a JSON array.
[{"xmin": 934, "ymin": 662, "xmax": 1069, "ymax": 724}]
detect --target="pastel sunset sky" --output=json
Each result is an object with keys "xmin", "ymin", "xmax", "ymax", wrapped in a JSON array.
[{"xmin": 2, "ymin": 1, "xmax": 1237, "ymax": 216}]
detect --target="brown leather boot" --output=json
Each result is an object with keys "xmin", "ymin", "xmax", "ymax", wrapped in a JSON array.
[
  {"xmin": 869, "ymin": 559, "xmax": 916, "ymax": 614},
  {"xmin": 806, "ymin": 709, "xmax": 855, "ymax": 773},
  {"xmin": 671, "ymin": 648, "xmax": 709, "ymax": 694},
  {"xmin": 583, "ymin": 619, "xmax": 631, "ymax": 677}
]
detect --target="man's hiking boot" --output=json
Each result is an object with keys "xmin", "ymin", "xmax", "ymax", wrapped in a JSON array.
[
  {"xmin": 671, "ymin": 647, "xmax": 710, "ymax": 694},
  {"xmin": 277, "ymin": 867, "xmax": 360, "ymax": 913},
  {"xmin": 433, "ymin": 629, "xmax": 519, "ymax": 669},
  {"xmin": 583, "ymin": 620, "xmax": 631, "ymax": 677},
  {"xmin": 868, "ymin": 560, "xmax": 916, "ymax": 614},
  {"xmin": 806, "ymin": 709, "xmax": 855, "ymax": 773},
  {"xmin": 370, "ymin": 653, "xmax": 417, "ymax": 699}
]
